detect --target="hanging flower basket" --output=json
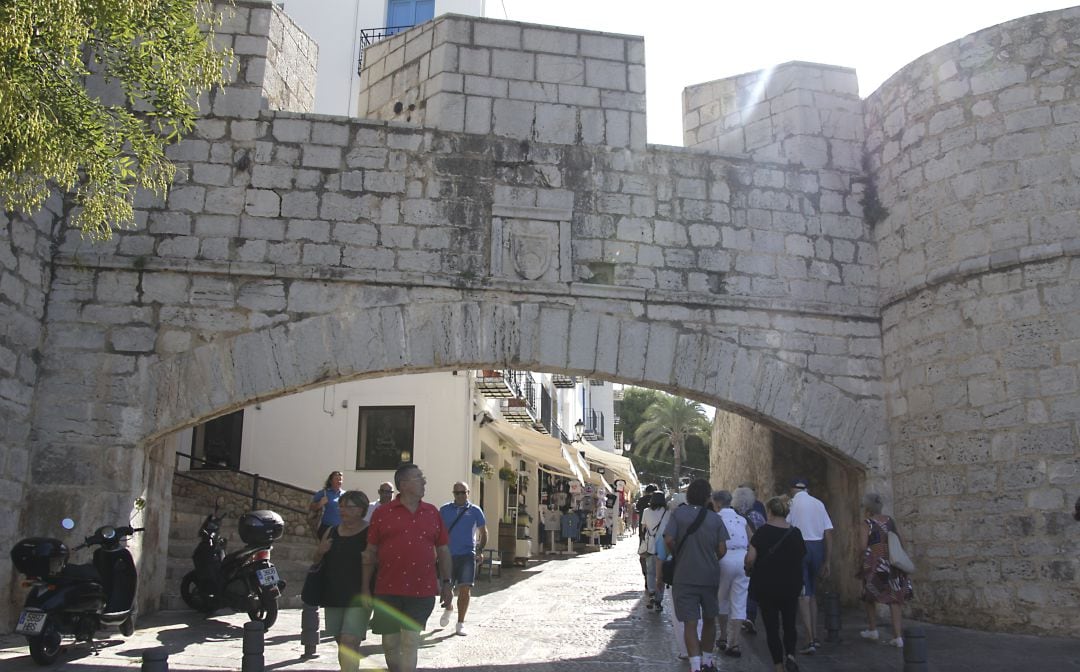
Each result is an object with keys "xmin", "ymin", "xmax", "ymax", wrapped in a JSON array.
[
  {"xmin": 472, "ymin": 459, "xmax": 494, "ymax": 478},
  {"xmin": 498, "ymin": 466, "xmax": 518, "ymax": 486}
]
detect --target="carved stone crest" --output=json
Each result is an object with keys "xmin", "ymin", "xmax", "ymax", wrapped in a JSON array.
[{"xmin": 510, "ymin": 231, "xmax": 554, "ymax": 280}]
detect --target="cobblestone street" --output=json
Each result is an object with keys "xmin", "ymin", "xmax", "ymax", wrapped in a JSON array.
[
  {"xmin": 0, "ymin": 537, "xmax": 715, "ymax": 671},
  {"xmin": 4, "ymin": 533, "xmax": 1080, "ymax": 671}
]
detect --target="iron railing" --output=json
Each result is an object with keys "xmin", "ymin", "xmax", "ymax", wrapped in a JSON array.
[
  {"xmin": 174, "ymin": 451, "xmax": 310, "ymax": 515},
  {"xmin": 357, "ymin": 25, "xmax": 415, "ymax": 75}
]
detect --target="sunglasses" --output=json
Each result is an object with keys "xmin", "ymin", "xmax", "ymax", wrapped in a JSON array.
[{"xmin": 453, "ymin": 490, "xmax": 468, "ymax": 495}]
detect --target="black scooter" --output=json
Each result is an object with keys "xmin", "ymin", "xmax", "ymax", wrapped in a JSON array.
[
  {"xmin": 11, "ymin": 522, "xmax": 143, "ymax": 665},
  {"xmin": 179, "ymin": 506, "xmax": 285, "ymax": 630}
]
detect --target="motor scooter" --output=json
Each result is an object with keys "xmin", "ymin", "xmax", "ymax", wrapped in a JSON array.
[
  {"xmin": 179, "ymin": 506, "xmax": 286, "ymax": 630},
  {"xmin": 10, "ymin": 518, "xmax": 143, "ymax": 666}
]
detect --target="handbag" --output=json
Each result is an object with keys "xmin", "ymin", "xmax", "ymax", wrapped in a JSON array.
[
  {"xmin": 662, "ymin": 507, "xmax": 709, "ymax": 586},
  {"xmin": 638, "ymin": 514, "xmax": 665, "ymax": 555},
  {"xmin": 887, "ymin": 530, "xmax": 915, "ymax": 574},
  {"xmin": 306, "ymin": 490, "xmax": 325, "ymax": 538},
  {"xmin": 301, "ymin": 561, "xmax": 324, "ymax": 606},
  {"xmin": 301, "ymin": 528, "xmax": 333, "ymax": 606},
  {"xmin": 745, "ymin": 525, "xmax": 795, "ymax": 578}
]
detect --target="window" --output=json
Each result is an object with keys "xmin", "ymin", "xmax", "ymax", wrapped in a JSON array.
[
  {"xmin": 356, "ymin": 406, "xmax": 415, "ymax": 470},
  {"xmin": 191, "ymin": 410, "xmax": 243, "ymax": 470},
  {"xmin": 386, "ymin": 0, "xmax": 434, "ymax": 34}
]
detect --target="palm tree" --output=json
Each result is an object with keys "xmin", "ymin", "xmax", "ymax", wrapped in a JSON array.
[{"xmin": 633, "ymin": 394, "xmax": 712, "ymax": 486}]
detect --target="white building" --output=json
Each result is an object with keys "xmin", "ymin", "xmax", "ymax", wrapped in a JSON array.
[
  {"xmin": 279, "ymin": 0, "xmax": 488, "ymax": 116},
  {"xmin": 175, "ymin": 370, "xmax": 638, "ymax": 561}
]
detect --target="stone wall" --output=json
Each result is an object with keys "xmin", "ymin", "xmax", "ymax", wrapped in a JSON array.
[
  {"xmin": 866, "ymin": 8, "xmax": 1080, "ymax": 635},
  {"xmin": 263, "ymin": 5, "xmax": 318, "ymax": 113},
  {"xmin": 172, "ymin": 469, "xmax": 316, "ymax": 537},
  {"xmin": 683, "ymin": 62, "xmax": 863, "ymax": 173},
  {"xmin": 709, "ymin": 409, "xmax": 863, "ymax": 603},
  {"xmin": 357, "ymin": 15, "xmax": 647, "ymax": 149},
  {"xmin": 0, "ymin": 201, "xmax": 59, "ymax": 626}
]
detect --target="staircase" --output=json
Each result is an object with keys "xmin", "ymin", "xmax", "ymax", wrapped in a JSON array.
[{"xmin": 163, "ymin": 468, "xmax": 319, "ymax": 611}]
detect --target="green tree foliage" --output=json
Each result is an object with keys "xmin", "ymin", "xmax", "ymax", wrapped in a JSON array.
[
  {"xmin": 633, "ymin": 393, "xmax": 712, "ymax": 485},
  {"xmin": 0, "ymin": 0, "xmax": 233, "ymax": 239}
]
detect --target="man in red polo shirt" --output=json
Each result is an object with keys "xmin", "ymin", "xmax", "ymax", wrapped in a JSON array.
[{"xmin": 362, "ymin": 463, "xmax": 452, "ymax": 672}]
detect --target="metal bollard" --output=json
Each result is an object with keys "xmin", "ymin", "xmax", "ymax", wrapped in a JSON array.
[
  {"xmin": 902, "ymin": 626, "xmax": 928, "ymax": 672},
  {"xmin": 300, "ymin": 604, "xmax": 321, "ymax": 658},
  {"xmin": 241, "ymin": 621, "xmax": 265, "ymax": 672},
  {"xmin": 142, "ymin": 647, "xmax": 169, "ymax": 672},
  {"xmin": 823, "ymin": 591, "xmax": 842, "ymax": 643}
]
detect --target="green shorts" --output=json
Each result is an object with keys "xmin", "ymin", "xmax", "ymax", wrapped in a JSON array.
[{"xmin": 324, "ymin": 603, "xmax": 371, "ymax": 641}]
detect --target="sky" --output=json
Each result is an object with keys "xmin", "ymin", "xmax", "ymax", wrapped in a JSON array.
[{"xmin": 491, "ymin": 0, "xmax": 1078, "ymax": 146}]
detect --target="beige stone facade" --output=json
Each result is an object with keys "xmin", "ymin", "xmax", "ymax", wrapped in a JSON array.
[{"xmin": 0, "ymin": 1, "xmax": 1076, "ymax": 636}]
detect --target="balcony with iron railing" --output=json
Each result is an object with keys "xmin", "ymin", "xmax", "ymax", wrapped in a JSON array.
[{"xmin": 583, "ymin": 409, "xmax": 605, "ymax": 441}]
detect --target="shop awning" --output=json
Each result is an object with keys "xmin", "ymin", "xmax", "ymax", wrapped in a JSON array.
[
  {"xmin": 574, "ymin": 440, "xmax": 641, "ymax": 495},
  {"xmin": 484, "ymin": 419, "xmax": 584, "ymax": 484}
]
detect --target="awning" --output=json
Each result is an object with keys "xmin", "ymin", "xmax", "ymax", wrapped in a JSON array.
[
  {"xmin": 574, "ymin": 440, "xmax": 641, "ymax": 494},
  {"xmin": 484, "ymin": 419, "xmax": 584, "ymax": 484}
]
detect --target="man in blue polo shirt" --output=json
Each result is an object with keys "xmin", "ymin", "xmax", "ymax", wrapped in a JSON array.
[{"xmin": 438, "ymin": 481, "xmax": 488, "ymax": 636}]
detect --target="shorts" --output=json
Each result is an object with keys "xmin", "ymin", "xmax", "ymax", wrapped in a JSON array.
[
  {"xmin": 324, "ymin": 602, "xmax": 371, "ymax": 641},
  {"xmin": 802, "ymin": 540, "xmax": 826, "ymax": 597},
  {"xmin": 370, "ymin": 594, "xmax": 436, "ymax": 635},
  {"xmin": 672, "ymin": 583, "xmax": 720, "ymax": 623},
  {"xmin": 451, "ymin": 553, "xmax": 477, "ymax": 587}
]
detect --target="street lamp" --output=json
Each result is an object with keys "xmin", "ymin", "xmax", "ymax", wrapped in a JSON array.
[{"xmin": 574, "ymin": 419, "xmax": 584, "ymax": 442}]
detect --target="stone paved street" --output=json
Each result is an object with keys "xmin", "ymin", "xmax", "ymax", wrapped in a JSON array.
[{"xmin": 3, "ymin": 535, "xmax": 1078, "ymax": 671}]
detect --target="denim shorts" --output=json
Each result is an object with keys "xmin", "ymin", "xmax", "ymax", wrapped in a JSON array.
[
  {"xmin": 451, "ymin": 553, "xmax": 477, "ymax": 587},
  {"xmin": 802, "ymin": 540, "xmax": 826, "ymax": 597},
  {"xmin": 324, "ymin": 603, "xmax": 370, "ymax": 641}
]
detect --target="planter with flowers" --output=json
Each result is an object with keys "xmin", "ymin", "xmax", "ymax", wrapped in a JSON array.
[{"xmin": 472, "ymin": 459, "xmax": 495, "ymax": 479}]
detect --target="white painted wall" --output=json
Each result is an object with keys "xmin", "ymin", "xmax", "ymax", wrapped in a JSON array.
[
  {"xmin": 280, "ymin": 0, "xmax": 487, "ymax": 117},
  {"xmin": 238, "ymin": 371, "xmax": 473, "ymax": 502}
]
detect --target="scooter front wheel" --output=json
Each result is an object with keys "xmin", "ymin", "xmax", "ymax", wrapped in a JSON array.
[
  {"xmin": 247, "ymin": 595, "xmax": 278, "ymax": 631},
  {"xmin": 180, "ymin": 571, "xmax": 211, "ymax": 612},
  {"xmin": 27, "ymin": 622, "xmax": 62, "ymax": 666}
]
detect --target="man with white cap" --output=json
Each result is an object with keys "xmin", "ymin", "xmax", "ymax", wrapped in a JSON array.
[{"xmin": 786, "ymin": 477, "xmax": 833, "ymax": 655}]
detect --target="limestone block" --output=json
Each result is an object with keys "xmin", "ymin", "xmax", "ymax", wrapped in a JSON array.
[
  {"xmin": 536, "ymin": 54, "xmax": 584, "ymax": 85},
  {"xmin": 510, "ymin": 81, "xmax": 559, "ymax": 103},
  {"xmin": 474, "ymin": 22, "xmax": 521, "ymax": 50},
  {"xmin": 532, "ymin": 103, "xmax": 574, "ymax": 144},
  {"xmin": 244, "ymin": 189, "xmax": 281, "ymax": 217},
  {"xmin": 523, "ymin": 28, "xmax": 577, "ymax": 55},
  {"xmin": 493, "ymin": 98, "xmax": 535, "ymax": 140},
  {"xmin": 492, "ymin": 49, "xmax": 535, "ymax": 80}
]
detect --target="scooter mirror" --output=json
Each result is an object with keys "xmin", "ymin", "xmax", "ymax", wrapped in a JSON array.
[
  {"xmin": 215, "ymin": 495, "xmax": 225, "ymax": 508},
  {"xmin": 61, "ymin": 518, "xmax": 76, "ymax": 530}
]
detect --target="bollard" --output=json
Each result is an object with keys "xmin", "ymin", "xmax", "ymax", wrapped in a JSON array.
[
  {"xmin": 902, "ymin": 626, "xmax": 928, "ymax": 672},
  {"xmin": 823, "ymin": 591, "xmax": 842, "ymax": 643},
  {"xmin": 142, "ymin": 647, "xmax": 169, "ymax": 672},
  {"xmin": 300, "ymin": 604, "xmax": 321, "ymax": 658},
  {"xmin": 241, "ymin": 621, "xmax": 265, "ymax": 672}
]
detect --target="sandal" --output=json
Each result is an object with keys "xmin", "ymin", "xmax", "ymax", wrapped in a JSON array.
[{"xmin": 724, "ymin": 645, "xmax": 742, "ymax": 658}]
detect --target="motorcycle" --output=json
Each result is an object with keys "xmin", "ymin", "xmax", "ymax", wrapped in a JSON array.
[
  {"xmin": 10, "ymin": 516, "xmax": 143, "ymax": 666},
  {"xmin": 179, "ymin": 506, "xmax": 286, "ymax": 630}
]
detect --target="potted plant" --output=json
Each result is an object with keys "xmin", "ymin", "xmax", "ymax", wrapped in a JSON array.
[
  {"xmin": 472, "ymin": 459, "xmax": 494, "ymax": 479},
  {"xmin": 498, "ymin": 466, "xmax": 518, "ymax": 487}
]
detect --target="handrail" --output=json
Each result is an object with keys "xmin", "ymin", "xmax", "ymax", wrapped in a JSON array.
[{"xmin": 174, "ymin": 451, "xmax": 310, "ymax": 516}]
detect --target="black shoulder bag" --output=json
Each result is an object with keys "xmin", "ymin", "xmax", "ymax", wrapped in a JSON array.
[{"xmin": 662, "ymin": 507, "xmax": 709, "ymax": 586}]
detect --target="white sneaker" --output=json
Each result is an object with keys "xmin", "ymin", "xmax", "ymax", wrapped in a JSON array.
[
  {"xmin": 886, "ymin": 637, "xmax": 903, "ymax": 648},
  {"xmin": 454, "ymin": 622, "xmax": 466, "ymax": 636},
  {"xmin": 859, "ymin": 629, "xmax": 879, "ymax": 640},
  {"xmin": 439, "ymin": 608, "xmax": 453, "ymax": 628}
]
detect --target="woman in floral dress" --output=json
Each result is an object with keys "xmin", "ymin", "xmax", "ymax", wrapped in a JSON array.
[{"xmin": 857, "ymin": 492, "xmax": 914, "ymax": 648}]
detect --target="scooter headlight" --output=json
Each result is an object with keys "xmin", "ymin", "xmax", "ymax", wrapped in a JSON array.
[{"xmin": 100, "ymin": 527, "xmax": 116, "ymax": 540}]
